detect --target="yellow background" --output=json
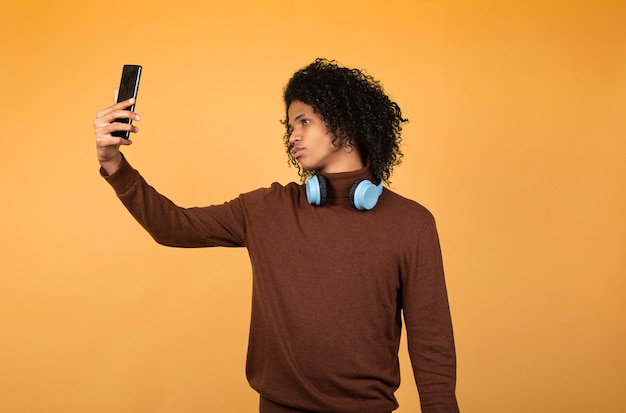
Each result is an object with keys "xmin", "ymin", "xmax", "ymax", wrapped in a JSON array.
[{"xmin": 1, "ymin": 1, "xmax": 624, "ymax": 412}]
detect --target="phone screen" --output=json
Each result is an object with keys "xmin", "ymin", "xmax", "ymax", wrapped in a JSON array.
[{"xmin": 112, "ymin": 64, "xmax": 142, "ymax": 139}]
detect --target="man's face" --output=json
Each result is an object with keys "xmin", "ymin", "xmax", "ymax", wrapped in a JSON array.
[{"xmin": 287, "ymin": 101, "xmax": 357, "ymax": 174}]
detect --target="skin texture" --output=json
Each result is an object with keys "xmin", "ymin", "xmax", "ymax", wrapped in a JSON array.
[{"xmin": 287, "ymin": 100, "xmax": 364, "ymax": 175}]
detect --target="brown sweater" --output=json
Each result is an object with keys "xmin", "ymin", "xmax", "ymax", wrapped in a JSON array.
[{"xmin": 104, "ymin": 158, "xmax": 459, "ymax": 413}]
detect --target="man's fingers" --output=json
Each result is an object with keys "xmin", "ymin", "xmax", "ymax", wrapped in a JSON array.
[
  {"xmin": 94, "ymin": 117, "xmax": 139, "ymax": 137},
  {"xmin": 115, "ymin": 97, "xmax": 135, "ymax": 110},
  {"xmin": 96, "ymin": 132, "xmax": 134, "ymax": 149},
  {"xmin": 94, "ymin": 108, "xmax": 140, "ymax": 127},
  {"xmin": 97, "ymin": 138, "xmax": 131, "ymax": 149},
  {"xmin": 95, "ymin": 98, "xmax": 137, "ymax": 118}
]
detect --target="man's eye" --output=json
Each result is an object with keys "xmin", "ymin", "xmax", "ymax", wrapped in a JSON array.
[{"xmin": 302, "ymin": 119, "xmax": 310, "ymax": 125}]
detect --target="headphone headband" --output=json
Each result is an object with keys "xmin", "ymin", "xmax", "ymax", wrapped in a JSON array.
[{"xmin": 305, "ymin": 175, "xmax": 383, "ymax": 211}]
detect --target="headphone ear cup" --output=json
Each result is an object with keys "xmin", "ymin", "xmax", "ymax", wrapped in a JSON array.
[
  {"xmin": 317, "ymin": 175, "xmax": 328, "ymax": 206},
  {"xmin": 306, "ymin": 175, "xmax": 328, "ymax": 206},
  {"xmin": 349, "ymin": 179, "xmax": 384, "ymax": 210},
  {"xmin": 348, "ymin": 179, "xmax": 366, "ymax": 209}
]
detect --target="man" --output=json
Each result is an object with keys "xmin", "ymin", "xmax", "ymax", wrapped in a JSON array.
[{"xmin": 93, "ymin": 58, "xmax": 459, "ymax": 412}]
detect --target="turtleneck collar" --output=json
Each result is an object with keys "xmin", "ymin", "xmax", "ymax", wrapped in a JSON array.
[{"xmin": 318, "ymin": 165, "xmax": 376, "ymax": 205}]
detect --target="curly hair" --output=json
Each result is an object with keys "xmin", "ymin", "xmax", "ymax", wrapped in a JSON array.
[{"xmin": 282, "ymin": 58, "xmax": 407, "ymax": 184}]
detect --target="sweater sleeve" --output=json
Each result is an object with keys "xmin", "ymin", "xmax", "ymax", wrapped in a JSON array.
[
  {"xmin": 402, "ymin": 217, "xmax": 459, "ymax": 412},
  {"xmin": 101, "ymin": 156, "xmax": 246, "ymax": 248}
]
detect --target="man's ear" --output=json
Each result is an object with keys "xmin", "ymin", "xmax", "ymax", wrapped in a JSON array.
[{"xmin": 341, "ymin": 137, "xmax": 356, "ymax": 153}]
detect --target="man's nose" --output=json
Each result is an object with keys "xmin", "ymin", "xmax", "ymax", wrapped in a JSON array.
[{"xmin": 288, "ymin": 129, "xmax": 300, "ymax": 144}]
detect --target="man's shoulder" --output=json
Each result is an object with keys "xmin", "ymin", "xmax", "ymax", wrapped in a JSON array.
[
  {"xmin": 238, "ymin": 181, "xmax": 303, "ymax": 204},
  {"xmin": 242, "ymin": 181, "xmax": 301, "ymax": 194},
  {"xmin": 383, "ymin": 188, "xmax": 436, "ymax": 223}
]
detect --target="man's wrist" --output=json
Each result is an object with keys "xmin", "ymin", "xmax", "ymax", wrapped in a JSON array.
[{"xmin": 100, "ymin": 152, "xmax": 123, "ymax": 177}]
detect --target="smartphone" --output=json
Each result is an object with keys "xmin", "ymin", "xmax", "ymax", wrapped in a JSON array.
[{"xmin": 112, "ymin": 64, "xmax": 142, "ymax": 139}]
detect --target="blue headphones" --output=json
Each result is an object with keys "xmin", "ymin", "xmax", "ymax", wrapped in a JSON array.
[{"xmin": 306, "ymin": 175, "xmax": 384, "ymax": 211}]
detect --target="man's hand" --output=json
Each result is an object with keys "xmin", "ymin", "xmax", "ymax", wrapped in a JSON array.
[{"xmin": 93, "ymin": 97, "xmax": 141, "ymax": 175}]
